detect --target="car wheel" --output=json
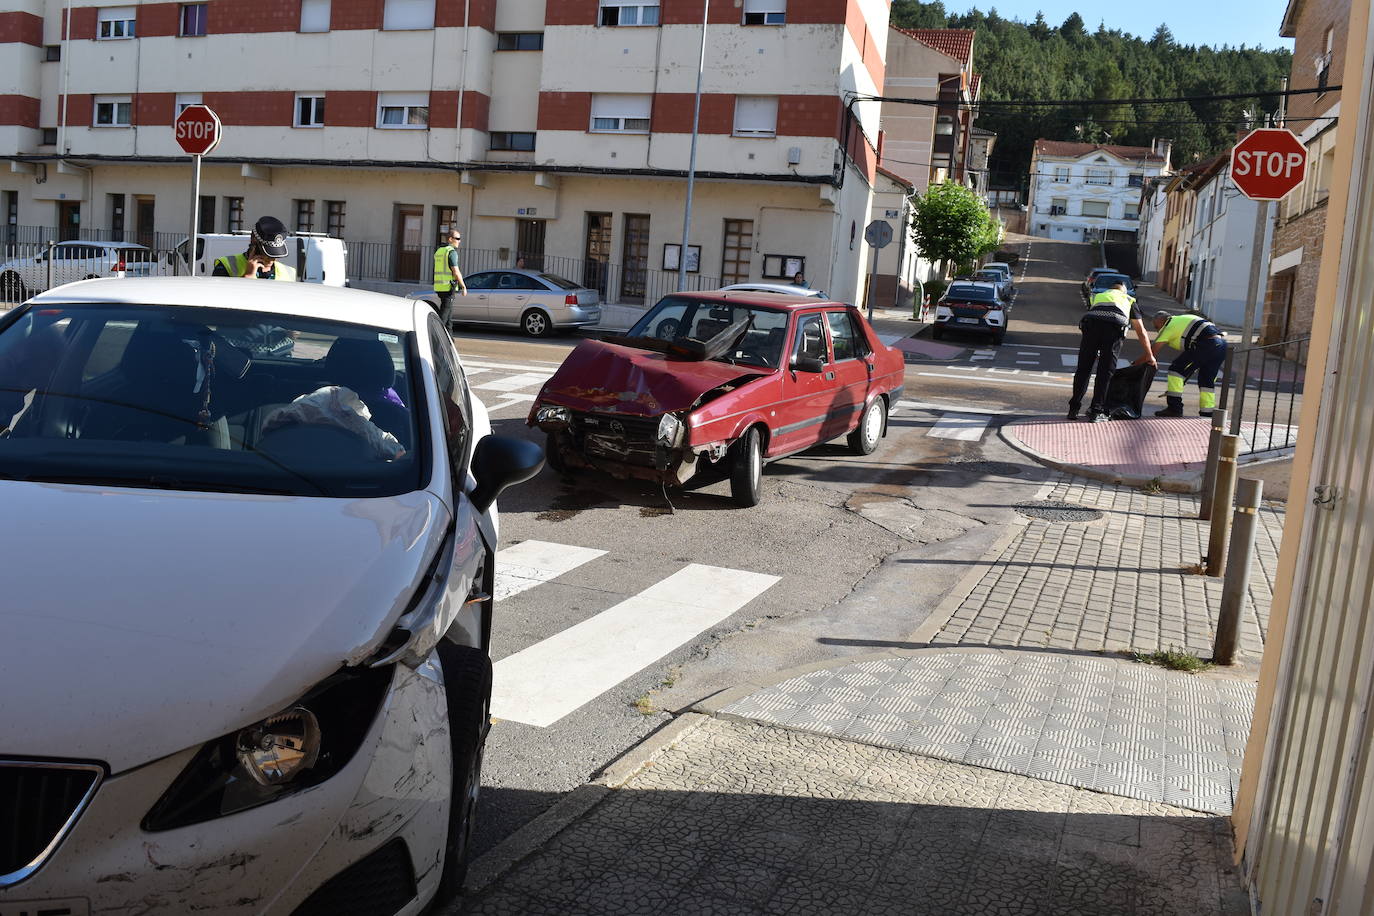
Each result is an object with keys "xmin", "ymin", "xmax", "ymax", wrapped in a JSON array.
[
  {"xmin": 521, "ymin": 309, "xmax": 553, "ymax": 338},
  {"xmin": 930, "ymin": 326, "xmax": 944, "ymax": 341},
  {"xmin": 0, "ymin": 271, "xmax": 25, "ymax": 303},
  {"xmin": 729, "ymin": 427, "xmax": 763, "ymax": 507},
  {"xmin": 848, "ymin": 397, "xmax": 886, "ymax": 456},
  {"xmin": 544, "ymin": 432, "xmax": 569, "ymax": 474},
  {"xmin": 433, "ymin": 641, "xmax": 493, "ymax": 903},
  {"xmin": 654, "ymin": 317, "xmax": 680, "ymax": 339}
]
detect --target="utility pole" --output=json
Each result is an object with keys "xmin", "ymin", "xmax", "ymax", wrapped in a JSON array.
[{"xmin": 677, "ymin": 1, "xmax": 708, "ymax": 293}]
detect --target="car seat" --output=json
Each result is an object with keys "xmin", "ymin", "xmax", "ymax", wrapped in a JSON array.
[
  {"xmin": 92, "ymin": 329, "xmax": 229, "ymax": 447},
  {"xmin": 323, "ymin": 338, "xmax": 410, "ymax": 445}
]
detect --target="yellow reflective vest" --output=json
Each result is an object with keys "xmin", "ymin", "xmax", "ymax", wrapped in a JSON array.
[
  {"xmin": 214, "ymin": 253, "xmax": 296, "ymax": 280},
  {"xmin": 433, "ymin": 246, "xmax": 457, "ymax": 292}
]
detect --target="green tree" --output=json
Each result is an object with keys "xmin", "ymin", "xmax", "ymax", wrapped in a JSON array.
[{"xmin": 911, "ymin": 182, "xmax": 997, "ymax": 275}]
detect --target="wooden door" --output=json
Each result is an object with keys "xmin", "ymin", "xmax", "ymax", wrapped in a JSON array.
[
  {"xmin": 620, "ymin": 214, "xmax": 649, "ymax": 304},
  {"xmin": 135, "ymin": 197, "xmax": 155, "ymax": 249},
  {"xmin": 394, "ymin": 206, "xmax": 423, "ymax": 282},
  {"xmin": 583, "ymin": 212, "xmax": 611, "ymax": 295},
  {"xmin": 516, "ymin": 219, "xmax": 546, "ymax": 270},
  {"xmin": 721, "ymin": 219, "xmax": 753, "ymax": 284},
  {"xmin": 58, "ymin": 201, "xmax": 81, "ymax": 241}
]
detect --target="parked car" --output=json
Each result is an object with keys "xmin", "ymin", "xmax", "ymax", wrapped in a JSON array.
[
  {"xmin": 0, "ymin": 277, "xmax": 542, "ymax": 914},
  {"xmin": 718, "ymin": 282, "xmax": 826, "ymax": 298},
  {"xmin": 973, "ymin": 268, "xmax": 1014, "ymax": 300},
  {"xmin": 0, "ymin": 240, "xmax": 155, "ymax": 300},
  {"xmin": 1082, "ymin": 267, "xmax": 1119, "ymax": 297},
  {"xmin": 1085, "ymin": 271, "xmax": 1138, "ymax": 301},
  {"xmin": 174, "ymin": 232, "xmax": 349, "ymax": 286},
  {"xmin": 982, "ymin": 261, "xmax": 1015, "ymax": 292},
  {"xmin": 530, "ymin": 290, "xmax": 905, "ymax": 507},
  {"xmin": 932, "ymin": 280, "xmax": 1010, "ymax": 344},
  {"xmin": 410, "ymin": 268, "xmax": 601, "ymax": 337}
]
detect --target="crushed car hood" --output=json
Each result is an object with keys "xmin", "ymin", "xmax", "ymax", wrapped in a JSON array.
[
  {"xmin": 0, "ymin": 481, "xmax": 447, "ymax": 773},
  {"xmin": 539, "ymin": 338, "xmax": 767, "ymax": 416}
]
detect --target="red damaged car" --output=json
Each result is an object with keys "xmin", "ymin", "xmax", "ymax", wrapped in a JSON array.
[{"xmin": 529, "ymin": 291, "xmax": 905, "ymax": 506}]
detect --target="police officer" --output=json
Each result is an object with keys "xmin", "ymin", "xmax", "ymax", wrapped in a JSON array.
[
  {"xmin": 1069, "ymin": 279, "xmax": 1156, "ymax": 422},
  {"xmin": 1140, "ymin": 310, "xmax": 1228, "ymax": 417},
  {"xmin": 432, "ymin": 228, "xmax": 467, "ymax": 326},
  {"xmin": 212, "ymin": 216, "xmax": 296, "ymax": 281}
]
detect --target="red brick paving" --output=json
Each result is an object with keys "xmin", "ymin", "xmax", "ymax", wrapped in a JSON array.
[{"xmin": 1008, "ymin": 416, "xmax": 1211, "ymax": 480}]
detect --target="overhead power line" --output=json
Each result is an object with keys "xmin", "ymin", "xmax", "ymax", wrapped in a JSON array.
[{"xmin": 852, "ymin": 84, "xmax": 1340, "ymax": 111}]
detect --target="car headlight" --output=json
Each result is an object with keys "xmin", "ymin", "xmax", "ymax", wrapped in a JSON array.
[
  {"xmin": 535, "ymin": 404, "xmax": 572, "ymax": 428},
  {"xmin": 142, "ymin": 665, "xmax": 393, "ymax": 832},
  {"xmin": 657, "ymin": 413, "xmax": 683, "ymax": 446}
]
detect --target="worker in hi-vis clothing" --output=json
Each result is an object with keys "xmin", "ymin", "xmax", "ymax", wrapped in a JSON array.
[{"xmin": 1138, "ymin": 310, "xmax": 1228, "ymax": 417}]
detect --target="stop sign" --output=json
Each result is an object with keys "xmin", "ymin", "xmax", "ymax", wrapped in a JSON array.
[
  {"xmin": 174, "ymin": 104, "xmax": 222, "ymax": 156},
  {"xmin": 1230, "ymin": 128, "xmax": 1307, "ymax": 200}
]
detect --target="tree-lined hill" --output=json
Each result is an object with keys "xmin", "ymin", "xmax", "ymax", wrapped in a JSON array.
[{"xmin": 890, "ymin": 2, "xmax": 1294, "ymax": 190}]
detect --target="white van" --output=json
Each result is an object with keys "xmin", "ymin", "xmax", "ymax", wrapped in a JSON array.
[{"xmin": 173, "ymin": 232, "xmax": 348, "ymax": 286}]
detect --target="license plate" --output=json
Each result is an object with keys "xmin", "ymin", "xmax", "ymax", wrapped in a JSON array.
[
  {"xmin": 957, "ymin": 317, "xmax": 981, "ymax": 324},
  {"xmin": 0, "ymin": 900, "xmax": 90, "ymax": 916}
]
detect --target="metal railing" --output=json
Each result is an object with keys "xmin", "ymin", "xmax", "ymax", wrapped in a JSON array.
[{"xmin": 1218, "ymin": 335, "xmax": 1310, "ymax": 457}]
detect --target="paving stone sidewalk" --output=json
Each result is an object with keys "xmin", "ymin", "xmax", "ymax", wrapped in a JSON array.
[
  {"xmin": 455, "ymin": 716, "xmax": 1248, "ymax": 916},
  {"xmin": 934, "ymin": 474, "xmax": 1284, "ymax": 661}
]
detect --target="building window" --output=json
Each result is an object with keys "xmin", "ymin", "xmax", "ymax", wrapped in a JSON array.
[
  {"xmin": 377, "ymin": 92, "xmax": 429, "ymax": 128},
  {"xmin": 599, "ymin": 1, "xmax": 659, "ymax": 26},
  {"xmin": 226, "ymin": 197, "xmax": 244, "ymax": 232},
  {"xmin": 98, "ymin": 7, "xmax": 136, "ymax": 39},
  {"xmin": 295, "ymin": 94, "xmax": 325, "ymax": 127},
  {"xmin": 300, "ymin": 0, "xmax": 330, "ymax": 32},
  {"xmin": 743, "ymin": 0, "xmax": 785, "ymax": 25},
  {"xmin": 1053, "ymin": 166, "xmax": 1069, "ymax": 182},
  {"xmin": 733, "ymin": 96, "xmax": 777, "ymax": 137},
  {"xmin": 1318, "ymin": 26, "xmax": 1334, "ymax": 91},
  {"xmin": 590, "ymin": 94, "xmax": 650, "ymax": 133},
  {"xmin": 382, "ymin": 0, "xmax": 434, "ymax": 30},
  {"xmin": 176, "ymin": 93, "xmax": 202, "ymax": 114},
  {"xmin": 179, "ymin": 4, "xmax": 206, "ymax": 36},
  {"xmin": 495, "ymin": 32, "xmax": 543, "ymax": 50},
  {"xmin": 198, "ymin": 196, "xmax": 215, "ymax": 233},
  {"xmin": 490, "ymin": 131, "xmax": 536, "ymax": 151},
  {"xmin": 1085, "ymin": 169, "xmax": 1111, "ymax": 186},
  {"xmin": 94, "ymin": 96, "xmax": 132, "ymax": 127},
  {"xmin": 326, "ymin": 200, "xmax": 345, "ymax": 236},
  {"xmin": 436, "ymin": 206, "xmax": 458, "ymax": 246},
  {"xmin": 44, "ymin": 44, "xmax": 60, "ymax": 62},
  {"xmin": 1128, "ymin": 173, "xmax": 1144, "ymax": 188},
  {"xmin": 1081, "ymin": 200, "xmax": 1110, "ymax": 218},
  {"xmin": 41, "ymin": 127, "xmax": 57, "ymax": 145},
  {"xmin": 295, "ymin": 199, "xmax": 315, "ymax": 233},
  {"xmin": 1049, "ymin": 197, "xmax": 1067, "ymax": 216},
  {"xmin": 1124, "ymin": 204, "xmax": 1140, "ymax": 220}
]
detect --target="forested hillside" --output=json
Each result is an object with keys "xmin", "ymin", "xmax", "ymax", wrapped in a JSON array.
[{"xmin": 890, "ymin": 2, "xmax": 1294, "ymax": 190}]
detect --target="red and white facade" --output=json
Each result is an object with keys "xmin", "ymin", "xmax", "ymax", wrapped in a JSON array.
[{"xmin": 1, "ymin": 0, "xmax": 892, "ymax": 304}]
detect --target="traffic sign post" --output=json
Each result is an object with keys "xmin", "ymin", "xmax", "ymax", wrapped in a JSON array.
[
  {"xmin": 864, "ymin": 220, "xmax": 893, "ymax": 320},
  {"xmin": 174, "ymin": 105, "xmax": 222, "ymax": 277}
]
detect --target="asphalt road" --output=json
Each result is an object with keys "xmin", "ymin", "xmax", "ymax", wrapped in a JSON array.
[{"xmin": 452, "ymin": 236, "xmax": 1120, "ymax": 859}]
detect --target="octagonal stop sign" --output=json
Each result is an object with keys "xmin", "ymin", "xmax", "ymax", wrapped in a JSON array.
[
  {"xmin": 1231, "ymin": 128, "xmax": 1307, "ymax": 200},
  {"xmin": 174, "ymin": 105, "xmax": 222, "ymax": 156}
]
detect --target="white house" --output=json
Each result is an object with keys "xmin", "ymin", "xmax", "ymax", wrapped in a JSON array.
[
  {"xmin": 1026, "ymin": 139, "xmax": 1172, "ymax": 243},
  {"xmin": 1184, "ymin": 159, "xmax": 1274, "ymax": 328},
  {"xmin": 1136, "ymin": 177, "xmax": 1169, "ymax": 284}
]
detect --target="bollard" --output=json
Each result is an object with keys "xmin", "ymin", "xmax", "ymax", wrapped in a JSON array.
[
  {"xmin": 45, "ymin": 239, "xmax": 55, "ymax": 292},
  {"xmin": 1204, "ymin": 434, "xmax": 1241, "ymax": 576},
  {"xmin": 1199, "ymin": 409, "xmax": 1229, "ymax": 520},
  {"xmin": 1213, "ymin": 477, "xmax": 1264, "ymax": 665}
]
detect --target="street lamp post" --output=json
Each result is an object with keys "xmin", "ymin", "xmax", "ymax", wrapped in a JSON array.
[{"xmin": 677, "ymin": 1, "xmax": 709, "ymax": 292}]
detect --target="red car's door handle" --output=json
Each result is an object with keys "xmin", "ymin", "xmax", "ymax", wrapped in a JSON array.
[{"xmin": 825, "ymin": 371, "xmax": 835, "ymax": 380}]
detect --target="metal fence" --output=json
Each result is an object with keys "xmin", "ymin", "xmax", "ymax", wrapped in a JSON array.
[
  {"xmin": 1, "ymin": 239, "xmax": 190, "ymax": 303},
  {"xmin": 1218, "ymin": 335, "xmax": 1310, "ymax": 457}
]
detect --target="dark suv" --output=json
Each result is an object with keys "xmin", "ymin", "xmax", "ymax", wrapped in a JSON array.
[{"xmin": 932, "ymin": 281, "xmax": 1009, "ymax": 345}]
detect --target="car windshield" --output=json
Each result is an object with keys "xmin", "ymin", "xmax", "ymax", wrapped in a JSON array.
[
  {"xmin": 0, "ymin": 303, "xmax": 423, "ymax": 498},
  {"xmin": 623, "ymin": 296, "xmax": 791, "ymax": 368},
  {"xmin": 974, "ymin": 271, "xmax": 1002, "ymax": 282},
  {"xmin": 1092, "ymin": 275, "xmax": 1132, "ymax": 290},
  {"xmin": 539, "ymin": 273, "xmax": 580, "ymax": 290},
  {"xmin": 946, "ymin": 285, "xmax": 998, "ymax": 303}
]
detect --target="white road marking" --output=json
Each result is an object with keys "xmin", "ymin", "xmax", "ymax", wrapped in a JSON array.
[
  {"xmin": 462, "ymin": 358, "xmax": 561, "ymax": 373},
  {"xmin": 1016, "ymin": 360, "xmax": 1039, "ymax": 365},
  {"xmin": 941, "ymin": 365, "xmax": 980, "ymax": 372},
  {"xmin": 494, "ymin": 540, "xmax": 607, "ymax": 602},
  {"xmin": 1016, "ymin": 351, "xmax": 1040, "ymax": 356},
  {"xmin": 899, "ymin": 399, "xmax": 1001, "ymax": 416},
  {"xmin": 485, "ymin": 394, "xmax": 538, "ymax": 412},
  {"xmin": 918, "ymin": 371, "xmax": 1071, "ymax": 389},
  {"xmin": 877, "ymin": 332, "xmax": 905, "ymax": 346},
  {"xmin": 491, "ymin": 563, "xmax": 781, "ymax": 727},
  {"xmin": 927, "ymin": 412, "xmax": 993, "ymax": 441},
  {"xmin": 1060, "ymin": 355, "xmax": 1132, "ymax": 369},
  {"xmin": 971, "ymin": 349, "xmax": 997, "ymax": 361},
  {"xmin": 474, "ymin": 372, "xmax": 555, "ymax": 393}
]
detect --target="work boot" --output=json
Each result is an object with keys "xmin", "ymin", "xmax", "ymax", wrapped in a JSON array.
[
  {"xmin": 1088, "ymin": 410, "xmax": 1109, "ymax": 423},
  {"xmin": 1155, "ymin": 397, "xmax": 1184, "ymax": 417}
]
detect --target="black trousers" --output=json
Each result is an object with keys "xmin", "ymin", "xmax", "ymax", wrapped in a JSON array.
[
  {"xmin": 1070, "ymin": 322, "xmax": 1124, "ymax": 413},
  {"xmin": 434, "ymin": 288, "xmax": 455, "ymax": 327}
]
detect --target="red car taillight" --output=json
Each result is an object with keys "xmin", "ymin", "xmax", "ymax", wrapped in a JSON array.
[
  {"xmin": 948, "ymin": 301, "xmax": 989, "ymax": 312},
  {"xmin": 115, "ymin": 258, "xmax": 126, "ymax": 272},
  {"xmin": 565, "ymin": 294, "xmax": 579, "ymax": 305}
]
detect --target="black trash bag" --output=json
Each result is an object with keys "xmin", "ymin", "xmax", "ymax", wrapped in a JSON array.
[{"xmin": 1105, "ymin": 363, "xmax": 1157, "ymax": 420}]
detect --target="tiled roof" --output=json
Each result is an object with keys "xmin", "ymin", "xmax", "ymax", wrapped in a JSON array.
[
  {"xmin": 1033, "ymin": 139, "xmax": 1165, "ymax": 163},
  {"xmin": 969, "ymin": 73, "xmax": 982, "ymax": 98},
  {"xmin": 898, "ymin": 28, "xmax": 975, "ymax": 65}
]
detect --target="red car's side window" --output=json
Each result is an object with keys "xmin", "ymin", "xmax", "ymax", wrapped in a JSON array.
[{"xmin": 793, "ymin": 312, "xmax": 829, "ymax": 364}]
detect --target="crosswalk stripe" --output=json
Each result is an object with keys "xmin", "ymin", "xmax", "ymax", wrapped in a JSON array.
[
  {"xmin": 494, "ymin": 539, "xmax": 607, "ymax": 602},
  {"xmin": 474, "ymin": 372, "xmax": 554, "ymax": 393},
  {"xmin": 927, "ymin": 412, "xmax": 993, "ymax": 441},
  {"xmin": 491, "ymin": 563, "xmax": 781, "ymax": 727},
  {"xmin": 899, "ymin": 399, "xmax": 1001, "ymax": 416},
  {"xmin": 918, "ymin": 371, "xmax": 1071, "ymax": 389},
  {"xmin": 462, "ymin": 358, "xmax": 560, "ymax": 374}
]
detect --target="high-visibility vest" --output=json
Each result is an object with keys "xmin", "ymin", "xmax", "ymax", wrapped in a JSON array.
[
  {"xmin": 1157, "ymin": 314, "xmax": 1222, "ymax": 351},
  {"xmin": 433, "ymin": 246, "xmax": 456, "ymax": 292},
  {"xmin": 215, "ymin": 253, "xmax": 296, "ymax": 281},
  {"xmin": 1088, "ymin": 288, "xmax": 1133, "ymax": 319}
]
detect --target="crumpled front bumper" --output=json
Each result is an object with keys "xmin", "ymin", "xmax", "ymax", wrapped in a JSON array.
[{"xmin": 0, "ymin": 661, "xmax": 452, "ymax": 916}]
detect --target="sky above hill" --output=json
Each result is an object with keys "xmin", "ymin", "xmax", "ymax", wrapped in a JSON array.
[{"xmin": 960, "ymin": 2, "xmax": 1295, "ymax": 51}]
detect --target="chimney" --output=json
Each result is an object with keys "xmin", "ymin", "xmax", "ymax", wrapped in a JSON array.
[{"xmin": 1153, "ymin": 137, "xmax": 1174, "ymax": 172}]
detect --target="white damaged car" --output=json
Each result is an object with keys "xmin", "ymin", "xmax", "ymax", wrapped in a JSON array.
[{"xmin": 0, "ymin": 278, "xmax": 542, "ymax": 914}]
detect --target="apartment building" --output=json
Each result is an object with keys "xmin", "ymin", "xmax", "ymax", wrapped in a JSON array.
[
  {"xmin": 0, "ymin": 0, "xmax": 890, "ymax": 305},
  {"xmin": 1026, "ymin": 139, "xmax": 1171, "ymax": 244},
  {"xmin": 877, "ymin": 26, "xmax": 978, "ymax": 195},
  {"xmin": 1181, "ymin": 156, "xmax": 1273, "ymax": 327},
  {"xmin": 1259, "ymin": 0, "xmax": 1347, "ymax": 345}
]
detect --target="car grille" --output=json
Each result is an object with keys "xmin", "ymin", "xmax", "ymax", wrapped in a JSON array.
[
  {"xmin": 1, "ymin": 761, "xmax": 102, "ymax": 886},
  {"xmin": 571, "ymin": 411, "xmax": 661, "ymax": 467}
]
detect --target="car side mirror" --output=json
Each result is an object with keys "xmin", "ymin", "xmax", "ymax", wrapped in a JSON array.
[
  {"xmin": 470, "ymin": 434, "xmax": 544, "ymax": 512},
  {"xmin": 791, "ymin": 354, "xmax": 825, "ymax": 373}
]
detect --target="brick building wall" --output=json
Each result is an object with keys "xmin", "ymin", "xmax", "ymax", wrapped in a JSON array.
[{"xmin": 1261, "ymin": 204, "xmax": 1327, "ymax": 347}]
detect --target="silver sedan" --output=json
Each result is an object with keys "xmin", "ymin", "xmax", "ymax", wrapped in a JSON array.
[{"xmin": 423, "ymin": 268, "xmax": 602, "ymax": 337}]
